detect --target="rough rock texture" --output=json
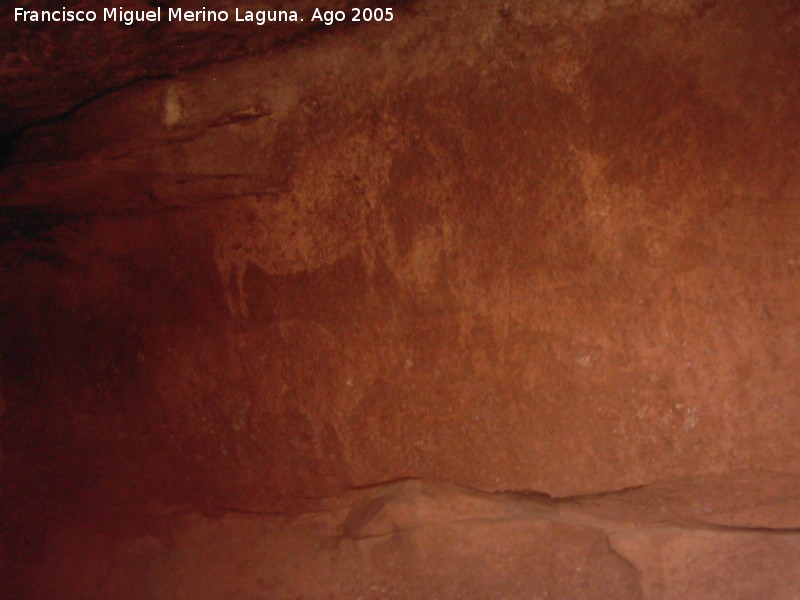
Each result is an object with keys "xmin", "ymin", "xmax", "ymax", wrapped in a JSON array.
[
  {"xmin": 19, "ymin": 478, "xmax": 800, "ymax": 599},
  {"xmin": 0, "ymin": 0, "xmax": 396, "ymax": 137},
  {"xmin": 27, "ymin": 482, "xmax": 642, "ymax": 599},
  {"xmin": 2, "ymin": 0, "xmax": 800, "ymax": 597}
]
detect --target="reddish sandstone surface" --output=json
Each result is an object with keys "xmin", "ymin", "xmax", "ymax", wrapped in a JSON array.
[{"xmin": 2, "ymin": 0, "xmax": 800, "ymax": 597}]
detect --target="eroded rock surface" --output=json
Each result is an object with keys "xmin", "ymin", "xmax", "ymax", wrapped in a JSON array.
[
  {"xmin": 2, "ymin": 0, "xmax": 800, "ymax": 596},
  {"xmin": 20, "ymin": 478, "xmax": 800, "ymax": 599}
]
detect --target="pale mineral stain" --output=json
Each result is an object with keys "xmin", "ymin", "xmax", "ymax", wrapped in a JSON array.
[{"xmin": 163, "ymin": 86, "xmax": 183, "ymax": 126}]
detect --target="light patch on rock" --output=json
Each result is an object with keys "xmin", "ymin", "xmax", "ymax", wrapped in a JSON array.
[
  {"xmin": 212, "ymin": 127, "xmax": 396, "ymax": 317},
  {"xmin": 394, "ymin": 224, "xmax": 452, "ymax": 295},
  {"xmin": 163, "ymin": 86, "xmax": 183, "ymax": 127}
]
